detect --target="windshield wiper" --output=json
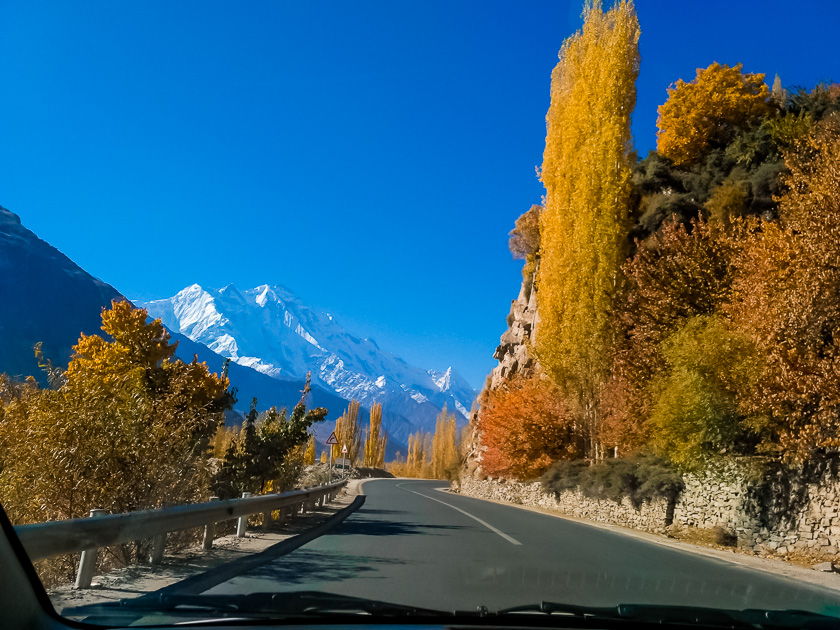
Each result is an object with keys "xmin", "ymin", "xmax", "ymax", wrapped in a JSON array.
[
  {"xmin": 64, "ymin": 595, "xmax": 840, "ymax": 629},
  {"xmin": 497, "ymin": 601, "xmax": 840, "ymax": 629},
  {"xmin": 63, "ymin": 590, "xmax": 448, "ymax": 623}
]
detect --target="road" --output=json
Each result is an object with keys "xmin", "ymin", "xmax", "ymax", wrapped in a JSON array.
[{"xmin": 199, "ymin": 479, "xmax": 840, "ymax": 615}]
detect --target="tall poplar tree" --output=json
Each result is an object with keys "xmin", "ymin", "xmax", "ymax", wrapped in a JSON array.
[
  {"xmin": 536, "ymin": 0, "xmax": 640, "ymax": 460},
  {"xmin": 363, "ymin": 402, "xmax": 388, "ymax": 467},
  {"xmin": 332, "ymin": 399, "xmax": 362, "ymax": 464}
]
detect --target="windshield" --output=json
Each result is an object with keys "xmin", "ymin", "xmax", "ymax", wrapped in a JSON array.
[{"xmin": 3, "ymin": 1, "xmax": 840, "ymax": 628}]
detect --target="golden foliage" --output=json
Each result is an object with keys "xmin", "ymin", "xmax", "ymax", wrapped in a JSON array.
[
  {"xmin": 0, "ymin": 301, "xmax": 233, "ymax": 552},
  {"xmin": 608, "ymin": 217, "xmax": 738, "ymax": 451},
  {"xmin": 705, "ymin": 179, "xmax": 748, "ymax": 229},
  {"xmin": 304, "ymin": 433, "xmax": 316, "ymax": 465},
  {"xmin": 647, "ymin": 315, "xmax": 759, "ymax": 470},
  {"xmin": 656, "ymin": 62, "xmax": 771, "ymax": 166},
  {"xmin": 536, "ymin": 0, "xmax": 639, "ymax": 459},
  {"xmin": 431, "ymin": 406, "xmax": 459, "ymax": 480},
  {"xmin": 387, "ymin": 411, "xmax": 462, "ymax": 479},
  {"xmin": 726, "ymin": 118, "xmax": 840, "ymax": 460},
  {"xmin": 332, "ymin": 400, "xmax": 362, "ymax": 464},
  {"xmin": 212, "ymin": 424, "xmax": 238, "ymax": 458},
  {"xmin": 362, "ymin": 402, "xmax": 387, "ymax": 467}
]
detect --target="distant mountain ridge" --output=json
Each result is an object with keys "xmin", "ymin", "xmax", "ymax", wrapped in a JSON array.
[
  {"xmin": 139, "ymin": 284, "xmax": 477, "ymax": 436},
  {"xmin": 0, "ymin": 206, "xmax": 125, "ymax": 379}
]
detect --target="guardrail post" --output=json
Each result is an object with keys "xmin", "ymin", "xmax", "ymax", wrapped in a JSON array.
[
  {"xmin": 202, "ymin": 496, "xmax": 219, "ymax": 550},
  {"xmin": 236, "ymin": 492, "xmax": 252, "ymax": 537},
  {"xmin": 149, "ymin": 533, "xmax": 166, "ymax": 565},
  {"xmin": 74, "ymin": 509, "xmax": 108, "ymax": 589}
]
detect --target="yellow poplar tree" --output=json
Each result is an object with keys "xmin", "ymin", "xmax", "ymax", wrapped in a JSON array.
[
  {"xmin": 431, "ymin": 406, "xmax": 459, "ymax": 479},
  {"xmin": 332, "ymin": 399, "xmax": 362, "ymax": 464},
  {"xmin": 537, "ymin": 0, "xmax": 640, "ymax": 460},
  {"xmin": 304, "ymin": 434, "xmax": 316, "ymax": 465},
  {"xmin": 363, "ymin": 402, "xmax": 388, "ymax": 467},
  {"xmin": 406, "ymin": 431, "xmax": 429, "ymax": 477}
]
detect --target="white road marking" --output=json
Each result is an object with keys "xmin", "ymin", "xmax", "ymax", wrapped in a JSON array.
[{"xmin": 396, "ymin": 482, "xmax": 522, "ymax": 546}]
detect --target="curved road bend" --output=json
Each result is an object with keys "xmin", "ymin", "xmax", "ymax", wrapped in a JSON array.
[{"xmin": 203, "ymin": 479, "xmax": 840, "ymax": 615}]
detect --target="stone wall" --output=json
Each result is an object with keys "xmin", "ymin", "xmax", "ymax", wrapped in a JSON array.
[
  {"xmin": 459, "ymin": 477, "xmax": 672, "ymax": 534},
  {"xmin": 458, "ymin": 459, "xmax": 840, "ymax": 558}
]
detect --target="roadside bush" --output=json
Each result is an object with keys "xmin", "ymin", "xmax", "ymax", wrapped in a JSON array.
[{"xmin": 541, "ymin": 455, "xmax": 683, "ymax": 508}]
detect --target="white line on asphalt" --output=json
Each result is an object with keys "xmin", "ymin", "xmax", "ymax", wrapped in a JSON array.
[{"xmin": 396, "ymin": 482, "xmax": 522, "ymax": 546}]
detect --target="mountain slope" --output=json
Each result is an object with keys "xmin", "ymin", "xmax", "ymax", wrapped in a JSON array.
[
  {"xmin": 139, "ymin": 284, "xmax": 477, "ymax": 434},
  {"xmin": 0, "ymin": 206, "xmax": 124, "ymax": 380}
]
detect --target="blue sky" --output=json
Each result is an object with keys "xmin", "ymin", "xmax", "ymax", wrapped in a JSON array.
[{"xmin": 1, "ymin": 1, "xmax": 837, "ymax": 389}]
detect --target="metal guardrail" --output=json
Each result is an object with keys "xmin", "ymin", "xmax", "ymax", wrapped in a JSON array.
[{"xmin": 14, "ymin": 480, "xmax": 347, "ymax": 588}]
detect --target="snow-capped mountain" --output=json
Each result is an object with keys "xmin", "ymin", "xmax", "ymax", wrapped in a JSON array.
[
  {"xmin": 139, "ymin": 284, "xmax": 477, "ymax": 435},
  {"xmin": 0, "ymin": 205, "xmax": 413, "ymax": 453}
]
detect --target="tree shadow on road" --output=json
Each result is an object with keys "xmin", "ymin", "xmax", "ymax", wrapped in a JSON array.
[
  {"xmin": 242, "ymin": 549, "xmax": 406, "ymax": 585},
  {"xmin": 327, "ymin": 516, "xmax": 464, "ymax": 538}
]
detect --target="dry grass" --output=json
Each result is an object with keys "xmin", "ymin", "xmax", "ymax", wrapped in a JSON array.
[
  {"xmin": 667, "ymin": 525, "xmax": 738, "ymax": 548},
  {"xmin": 773, "ymin": 548, "xmax": 840, "ymax": 569},
  {"xmin": 666, "ymin": 525, "xmax": 840, "ymax": 569}
]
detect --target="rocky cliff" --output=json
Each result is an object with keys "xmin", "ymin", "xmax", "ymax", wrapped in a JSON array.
[{"xmin": 462, "ymin": 264, "xmax": 540, "ymax": 481}]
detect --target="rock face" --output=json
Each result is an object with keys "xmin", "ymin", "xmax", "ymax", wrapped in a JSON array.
[
  {"xmin": 489, "ymin": 269, "xmax": 540, "ymax": 390},
  {"xmin": 463, "ymin": 265, "xmax": 540, "ymax": 479}
]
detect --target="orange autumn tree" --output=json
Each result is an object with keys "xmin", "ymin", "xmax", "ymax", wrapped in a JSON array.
[
  {"xmin": 657, "ymin": 62, "xmax": 771, "ymax": 166},
  {"xmin": 726, "ymin": 118, "xmax": 840, "ymax": 461},
  {"xmin": 478, "ymin": 375, "xmax": 582, "ymax": 479}
]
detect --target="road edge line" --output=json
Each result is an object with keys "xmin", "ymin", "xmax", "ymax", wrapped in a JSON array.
[{"xmin": 396, "ymin": 482, "xmax": 522, "ymax": 546}]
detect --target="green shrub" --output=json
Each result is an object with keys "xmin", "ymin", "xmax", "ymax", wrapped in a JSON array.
[{"xmin": 541, "ymin": 455, "xmax": 683, "ymax": 508}]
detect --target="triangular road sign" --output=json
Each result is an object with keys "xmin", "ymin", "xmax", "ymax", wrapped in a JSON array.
[{"xmin": 326, "ymin": 431, "xmax": 338, "ymax": 445}]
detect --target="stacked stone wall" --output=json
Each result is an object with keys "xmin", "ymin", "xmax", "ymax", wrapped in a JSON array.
[
  {"xmin": 458, "ymin": 459, "xmax": 840, "ymax": 558},
  {"xmin": 459, "ymin": 477, "xmax": 672, "ymax": 534}
]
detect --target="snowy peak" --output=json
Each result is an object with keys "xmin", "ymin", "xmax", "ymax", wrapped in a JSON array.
[
  {"xmin": 431, "ymin": 367, "xmax": 453, "ymax": 392},
  {"xmin": 138, "ymin": 283, "xmax": 478, "ymax": 435}
]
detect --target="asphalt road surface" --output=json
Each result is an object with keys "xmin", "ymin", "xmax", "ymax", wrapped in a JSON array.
[{"xmin": 201, "ymin": 479, "xmax": 840, "ymax": 615}]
